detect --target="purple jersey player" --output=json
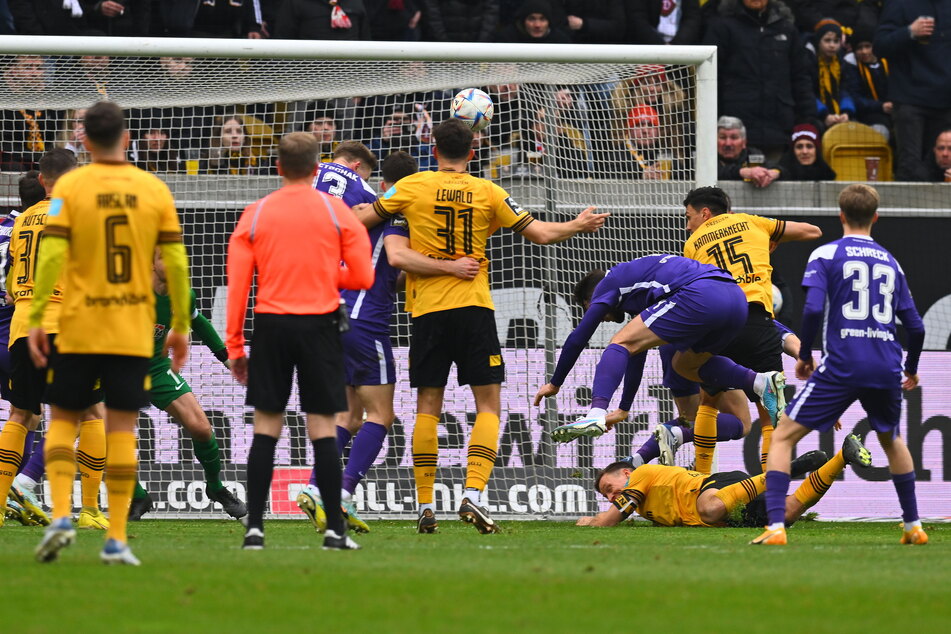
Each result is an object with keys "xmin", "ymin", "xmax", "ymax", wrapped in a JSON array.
[
  {"xmin": 754, "ymin": 184, "xmax": 927, "ymax": 547},
  {"xmin": 535, "ymin": 254, "xmax": 786, "ymax": 443},
  {"xmin": 297, "ymin": 144, "xmax": 417, "ymax": 534}
]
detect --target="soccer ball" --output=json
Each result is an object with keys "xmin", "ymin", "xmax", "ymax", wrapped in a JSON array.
[{"xmin": 450, "ymin": 88, "xmax": 494, "ymax": 132}]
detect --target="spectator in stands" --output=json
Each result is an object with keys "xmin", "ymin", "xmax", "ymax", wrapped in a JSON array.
[
  {"xmin": 202, "ymin": 114, "xmax": 272, "ymax": 175},
  {"xmin": 0, "ymin": 56, "xmax": 57, "ymax": 172},
  {"xmin": 716, "ymin": 115, "xmax": 780, "ymax": 187},
  {"xmin": 84, "ymin": 0, "xmax": 150, "ymax": 37},
  {"xmin": 810, "ymin": 19, "xmax": 855, "ymax": 129},
  {"xmin": 778, "ymin": 123, "xmax": 836, "ymax": 180},
  {"xmin": 60, "ymin": 108, "xmax": 91, "ymax": 165},
  {"xmin": 611, "ymin": 65, "xmax": 689, "ymax": 162},
  {"xmin": 874, "ymin": 2, "xmax": 951, "ymax": 181},
  {"xmin": 533, "ymin": 87, "xmax": 591, "ymax": 179},
  {"xmin": 132, "ymin": 125, "xmax": 182, "ymax": 173},
  {"xmin": 192, "ymin": 0, "xmax": 267, "ymax": 38},
  {"xmin": 0, "ymin": 1, "xmax": 14, "ymax": 34},
  {"xmin": 367, "ymin": 109, "xmax": 434, "ymax": 170},
  {"xmin": 703, "ymin": 0, "xmax": 817, "ymax": 162},
  {"xmin": 611, "ymin": 105, "xmax": 681, "ymax": 180},
  {"xmin": 275, "ymin": 0, "xmax": 371, "ymax": 40},
  {"xmin": 928, "ymin": 129, "xmax": 951, "ymax": 183},
  {"xmin": 562, "ymin": 1, "xmax": 626, "ymax": 44},
  {"xmin": 495, "ymin": 0, "xmax": 571, "ymax": 43},
  {"xmin": 843, "ymin": 26, "xmax": 892, "ymax": 141},
  {"xmin": 9, "ymin": 0, "xmax": 89, "ymax": 35},
  {"xmin": 366, "ymin": 0, "xmax": 421, "ymax": 40},
  {"xmin": 420, "ymin": 0, "xmax": 499, "ymax": 42},
  {"xmin": 627, "ymin": 0, "xmax": 705, "ymax": 45},
  {"xmin": 155, "ymin": 0, "xmax": 200, "ymax": 36},
  {"xmin": 307, "ymin": 113, "xmax": 339, "ymax": 163},
  {"xmin": 787, "ymin": 0, "xmax": 859, "ymax": 33}
]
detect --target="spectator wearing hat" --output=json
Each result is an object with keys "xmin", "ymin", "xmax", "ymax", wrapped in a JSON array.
[
  {"xmin": 810, "ymin": 18, "xmax": 856, "ymax": 129},
  {"xmin": 778, "ymin": 123, "xmax": 836, "ymax": 180},
  {"xmin": 610, "ymin": 65, "xmax": 689, "ymax": 159},
  {"xmin": 928, "ymin": 129, "xmax": 951, "ymax": 182},
  {"xmin": 716, "ymin": 115, "xmax": 780, "ymax": 187},
  {"xmin": 843, "ymin": 26, "xmax": 892, "ymax": 141},
  {"xmin": 495, "ymin": 0, "xmax": 571, "ymax": 43},
  {"xmin": 605, "ymin": 105, "xmax": 686, "ymax": 180}
]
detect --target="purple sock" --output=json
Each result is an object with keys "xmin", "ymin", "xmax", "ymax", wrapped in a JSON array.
[
  {"xmin": 18, "ymin": 431, "xmax": 35, "ymax": 474},
  {"xmin": 891, "ymin": 471, "xmax": 918, "ymax": 523},
  {"xmin": 591, "ymin": 343, "xmax": 630, "ymax": 410},
  {"xmin": 342, "ymin": 421, "xmax": 388, "ymax": 494},
  {"xmin": 697, "ymin": 355, "xmax": 756, "ymax": 395},
  {"xmin": 336, "ymin": 426, "xmax": 352, "ymax": 454},
  {"xmin": 764, "ymin": 470, "xmax": 791, "ymax": 526},
  {"xmin": 635, "ymin": 436, "xmax": 660, "ymax": 462},
  {"xmin": 21, "ymin": 435, "xmax": 45, "ymax": 481},
  {"xmin": 716, "ymin": 413, "xmax": 744, "ymax": 440}
]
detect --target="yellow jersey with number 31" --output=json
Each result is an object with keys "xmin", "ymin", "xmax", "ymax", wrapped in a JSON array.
[
  {"xmin": 683, "ymin": 212, "xmax": 786, "ymax": 315},
  {"xmin": 45, "ymin": 161, "xmax": 183, "ymax": 357},
  {"xmin": 372, "ymin": 170, "xmax": 534, "ymax": 318},
  {"xmin": 611, "ymin": 464, "xmax": 710, "ymax": 527}
]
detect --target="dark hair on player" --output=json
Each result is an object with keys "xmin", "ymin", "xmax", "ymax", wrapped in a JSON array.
[
  {"xmin": 83, "ymin": 101, "xmax": 126, "ymax": 148},
  {"xmin": 277, "ymin": 131, "xmax": 319, "ymax": 179},
  {"xmin": 381, "ymin": 150, "xmax": 418, "ymax": 185},
  {"xmin": 18, "ymin": 170, "xmax": 45, "ymax": 210},
  {"xmin": 433, "ymin": 118, "xmax": 474, "ymax": 161},
  {"xmin": 333, "ymin": 140, "xmax": 378, "ymax": 173},
  {"xmin": 682, "ymin": 186, "xmax": 731, "ymax": 216},
  {"xmin": 572, "ymin": 269, "xmax": 606, "ymax": 307},
  {"xmin": 38, "ymin": 147, "xmax": 77, "ymax": 183},
  {"xmin": 838, "ymin": 183, "xmax": 879, "ymax": 228},
  {"xmin": 594, "ymin": 461, "xmax": 636, "ymax": 496}
]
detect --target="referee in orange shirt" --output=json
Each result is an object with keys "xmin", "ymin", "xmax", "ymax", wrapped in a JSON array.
[{"xmin": 227, "ymin": 132, "xmax": 374, "ymax": 551}]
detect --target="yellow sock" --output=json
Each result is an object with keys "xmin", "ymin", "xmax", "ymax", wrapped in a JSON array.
[
  {"xmin": 412, "ymin": 414, "xmax": 439, "ymax": 505},
  {"xmin": 105, "ymin": 431, "xmax": 137, "ymax": 543},
  {"xmin": 45, "ymin": 419, "xmax": 80, "ymax": 521},
  {"xmin": 714, "ymin": 473, "xmax": 766, "ymax": 511},
  {"xmin": 465, "ymin": 412, "xmax": 500, "ymax": 491},
  {"xmin": 0, "ymin": 420, "xmax": 29, "ymax": 502},
  {"xmin": 694, "ymin": 405, "xmax": 718, "ymax": 474},
  {"xmin": 794, "ymin": 450, "xmax": 845, "ymax": 508},
  {"xmin": 77, "ymin": 418, "xmax": 106, "ymax": 509},
  {"xmin": 760, "ymin": 419, "xmax": 773, "ymax": 472}
]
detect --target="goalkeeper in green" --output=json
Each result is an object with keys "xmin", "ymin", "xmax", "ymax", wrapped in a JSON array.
[{"xmin": 129, "ymin": 251, "xmax": 247, "ymax": 520}]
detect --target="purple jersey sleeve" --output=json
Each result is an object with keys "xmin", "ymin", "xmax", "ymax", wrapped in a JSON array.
[
  {"xmin": 0, "ymin": 210, "xmax": 20, "ymax": 307},
  {"xmin": 314, "ymin": 162, "xmax": 378, "ymax": 208}
]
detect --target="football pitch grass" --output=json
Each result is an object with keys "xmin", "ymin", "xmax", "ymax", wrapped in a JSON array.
[{"xmin": 3, "ymin": 520, "xmax": 948, "ymax": 633}]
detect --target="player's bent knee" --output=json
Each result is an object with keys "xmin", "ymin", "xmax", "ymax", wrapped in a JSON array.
[{"xmin": 696, "ymin": 491, "xmax": 727, "ymax": 525}]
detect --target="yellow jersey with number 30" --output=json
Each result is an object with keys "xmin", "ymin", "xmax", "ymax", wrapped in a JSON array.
[
  {"xmin": 683, "ymin": 212, "xmax": 785, "ymax": 315},
  {"xmin": 372, "ymin": 170, "xmax": 534, "ymax": 318},
  {"xmin": 7, "ymin": 199, "xmax": 66, "ymax": 343},
  {"xmin": 45, "ymin": 161, "xmax": 183, "ymax": 357},
  {"xmin": 611, "ymin": 464, "xmax": 710, "ymax": 527}
]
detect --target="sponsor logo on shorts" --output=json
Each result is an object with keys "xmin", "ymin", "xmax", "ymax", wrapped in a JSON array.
[{"xmin": 489, "ymin": 354, "xmax": 502, "ymax": 367}]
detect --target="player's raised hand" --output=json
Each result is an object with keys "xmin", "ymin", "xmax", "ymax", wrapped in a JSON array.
[
  {"xmin": 574, "ymin": 207, "xmax": 609, "ymax": 233},
  {"xmin": 795, "ymin": 356, "xmax": 815, "ymax": 380},
  {"xmin": 448, "ymin": 256, "xmax": 480, "ymax": 280},
  {"xmin": 605, "ymin": 409, "xmax": 629, "ymax": 429},
  {"xmin": 533, "ymin": 382, "xmax": 560, "ymax": 406},
  {"xmin": 231, "ymin": 356, "xmax": 249, "ymax": 385},
  {"xmin": 27, "ymin": 327, "xmax": 49, "ymax": 368},
  {"xmin": 166, "ymin": 330, "xmax": 189, "ymax": 373},
  {"xmin": 902, "ymin": 372, "xmax": 919, "ymax": 391}
]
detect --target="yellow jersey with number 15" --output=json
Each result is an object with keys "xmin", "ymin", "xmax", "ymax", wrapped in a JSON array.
[
  {"xmin": 372, "ymin": 170, "xmax": 534, "ymax": 318},
  {"xmin": 7, "ymin": 199, "xmax": 66, "ymax": 344},
  {"xmin": 45, "ymin": 161, "xmax": 183, "ymax": 357},
  {"xmin": 683, "ymin": 212, "xmax": 786, "ymax": 315}
]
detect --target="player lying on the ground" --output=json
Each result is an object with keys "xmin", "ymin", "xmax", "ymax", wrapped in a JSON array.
[
  {"xmin": 578, "ymin": 434, "xmax": 871, "ymax": 528},
  {"xmin": 535, "ymin": 255, "xmax": 785, "ymax": 446},
  {"xmin": 753, "ymin": 184, "xmax": 927, "ymax": 546},
  {"xmin": 128, "ymin": 250, "xmax": 246, "ymax": 521}
]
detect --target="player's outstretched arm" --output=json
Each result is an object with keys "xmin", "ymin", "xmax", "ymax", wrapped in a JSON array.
[
  {"xmin": 778, "ymin": 220, "xmax": 822, "ymax": 242},
  {"xmin": 192, "ymin": 312, "xmax": 230, "ymax": 368},
  {"xmin": 520, "ymin": 207, "xmax": 609, "ymax": 245},
  {"xmin": 384, "ymin": 234, "xmax": 480, "ymax": 279},
  {"xmin": 576, "ymin": 507, "xmax": 623, "ymax": 527},
  {"xmin": 159, "ymin": 241, "xmax": 192, "ymax": 373},
  {"xmin": 27, "ymin": 234, "xmax": 68, "ymax": 368},
  {"xmin": 534, "ymin": 303, "xmax": 613, "ymax": 406}
]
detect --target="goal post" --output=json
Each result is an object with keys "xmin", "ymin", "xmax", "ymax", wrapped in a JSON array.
[{"xmin": 0, "ymin": 37, "xmax": 717, "ymax": 519}]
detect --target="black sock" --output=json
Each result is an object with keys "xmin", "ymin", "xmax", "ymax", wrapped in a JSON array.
[
  {"xmin": 312, "ymin": 437, "xmax": 344, "ymax": 534},
  {"xmin": 246, "ymin": 433, "xmax": 278, "ymax": 531}
]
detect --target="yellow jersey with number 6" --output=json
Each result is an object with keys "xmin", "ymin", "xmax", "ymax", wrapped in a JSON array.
[
  {"xmin": 372, "ymin": 170, "xmax": 534, "ymax": 318},
  {"xmin": 45, "ymin": 161, "xmax": 183, "ymax": 357}
]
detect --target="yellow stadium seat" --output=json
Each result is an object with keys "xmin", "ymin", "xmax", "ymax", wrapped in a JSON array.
[{"xmin": 822, "ymin": 122, "xmax": 893, "ymax": 182}]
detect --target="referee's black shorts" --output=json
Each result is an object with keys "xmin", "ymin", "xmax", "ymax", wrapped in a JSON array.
[
  {"xmin": 410, "ymin": 306, "xmax": 504, "ymax": 388},
  {"xmin": 703, "ymin": 302, "xmax": 782, "ymax": 397},
  {"xmin": 247, "ymin": 313, "xmax": 346, "ymax": 415}
]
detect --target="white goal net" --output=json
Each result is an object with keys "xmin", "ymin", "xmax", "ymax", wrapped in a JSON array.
[{"xmin": 0, "ymin": 37, "xmax": 717, "ymax": 519}]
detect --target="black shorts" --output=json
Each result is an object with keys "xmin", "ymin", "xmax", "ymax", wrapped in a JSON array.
[
  {"xmin": 700, "ymin": 470, "xmax": 767, "ymax": 528},
  {"xmin": 703, "ymin": 302, "xmax": 782, "ymax": 397},
  {"xmin": 410, "ymin": 306, "xmax": 504, "ymax": 388},
  {"xmin": 8, "ymin": 335, "xmax": 56, "ymax": 415},
  {"xmin": 47, "ymin": 353, "xmax": 148, "ymax": 412},
  {"xmin": 246, "ymin": 313, "xmax": 346, "ymax": 415}
]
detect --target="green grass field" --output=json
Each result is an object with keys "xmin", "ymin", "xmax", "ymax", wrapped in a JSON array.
[{"xmin": 2, "ymin": 520, "xmax": 948, "ymax": 633}]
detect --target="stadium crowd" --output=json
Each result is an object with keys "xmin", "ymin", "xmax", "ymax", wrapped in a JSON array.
[{"xmin": 0, "ymin": 0, "xmax": 949, "ymax": 183}]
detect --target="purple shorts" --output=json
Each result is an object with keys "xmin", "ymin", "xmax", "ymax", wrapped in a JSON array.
[
  {"xmin": 341, "ymin": 318, "xmax": 395, "ymax": 386},
  {"xmin": 0, "ymin": 306, "xmax": 11, "ymax": 400},
  {"xmin": 641, "ymin": 278, "xmax": 748, "ymax": 354},
  {"xmin": 785, "ymin": 370, "xmax": 902, "ymax": 433},
  {"xmin": 659, "ymin": 343, "xmax": 699, "ymax": 398}
]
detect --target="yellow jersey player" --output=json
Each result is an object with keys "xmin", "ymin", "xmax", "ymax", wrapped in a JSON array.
[
  {"xmin": 578, "ymin": 434, "xmax": 871, "ymax": 528},
  {"xmin": 28, "ymin": 102, "xmax": 191, "ymax": 566},
  {"xmin": 680, "ymin": 186, "xmax": 820, "ymax": 474},
  {"xmin": 376, "ymin": 119, "xmax": 608, "ymax": 534}
]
